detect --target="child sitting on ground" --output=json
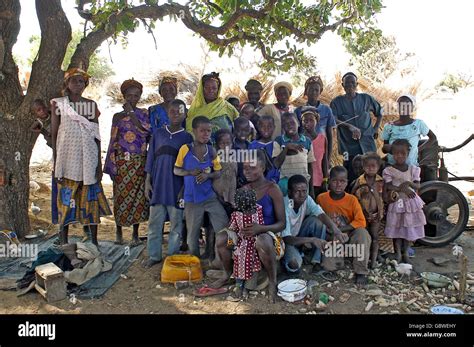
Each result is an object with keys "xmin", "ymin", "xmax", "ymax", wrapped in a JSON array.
[
  {"xmin": 383, "ymin": 139, "xmax": 426, "ymax": 264},
  {"xmin": 351, "ymin": 152, "xmax": 384, "ymax": 269},
  {"xmin": 300, "ymin": 107, "xmax": 328, "ymax": 199},
  {"xmin": 273, "ymin": 112, "xmax": 315, "ymax": 196},
  {"xmin": 317, "ymin": 166, "xmax": 370, "ymax": 285},
  {"xmin": 228, "ymin": 188, "xmax": 264, "ymax": 299}
]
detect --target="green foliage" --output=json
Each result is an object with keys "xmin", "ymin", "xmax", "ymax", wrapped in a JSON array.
[
  {"xmin": 348, "ymin": 35, "xmax": 414, "ymax": 84},
  {"xmin": 27, "ymin": 32, "xmax": 114, "ymax": 81},
  {"xmin": 84, "ymin": 0, "xmax": 384, "ymax": 73},
  {"xmin": 438, "ymin": 73, "xmax": 473, "ymax": 93}
]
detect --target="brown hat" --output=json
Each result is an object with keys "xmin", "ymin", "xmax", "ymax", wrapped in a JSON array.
[
  {"xmin": 120, "ymin": 79, "xmax": 143, "ymax": 95},
  {"xmin": 304, "ymin": 76, "xmax": 324, "ymax": 94},
  {"xmin": 245, "ymin": 79, "xmax": 263, "ymax": 91}
]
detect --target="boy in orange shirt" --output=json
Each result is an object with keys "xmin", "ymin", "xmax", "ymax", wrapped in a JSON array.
[{"xmin": 317, "ymin": 166, "xmax": 372, "ymax": 285}]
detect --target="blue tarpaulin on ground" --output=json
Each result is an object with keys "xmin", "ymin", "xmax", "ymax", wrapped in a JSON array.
[{"xmin": 0, "ymin": 235, "xmax": 144, "ymax": 299}]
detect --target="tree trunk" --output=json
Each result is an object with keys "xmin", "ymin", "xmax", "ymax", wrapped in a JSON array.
[
  {"xmin": 0, "ymin": 0, "xmax": 71, "ymax": 239},
  {"xmin": 0, "ymin": 114, "xmax": 37, "ymax": 238}
]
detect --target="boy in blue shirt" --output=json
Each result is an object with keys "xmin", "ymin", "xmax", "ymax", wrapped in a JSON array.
[
  {"xmin": 174, "ymin": 116, "xmax": 229, "ymax": 257},
  {"xmin": 143, "ymin": 99, "xmax": 193, "ymax": 268}
]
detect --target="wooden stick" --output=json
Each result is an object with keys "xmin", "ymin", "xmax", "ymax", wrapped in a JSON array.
[{"xmin": 459, "ymin": 255, "xmax": 468, "ymax": 303}]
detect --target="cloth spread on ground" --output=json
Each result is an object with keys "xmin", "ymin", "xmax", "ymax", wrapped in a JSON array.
[{"xmin": 0, "ymin": 236, "xmax": 144, "ymax": 299}]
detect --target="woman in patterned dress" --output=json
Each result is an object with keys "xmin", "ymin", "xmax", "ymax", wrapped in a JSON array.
[
  {"xmin": 51, "ymin": 68, "xmax": 112, "ymax": 246},
  {"xmin": 104, "ymin": 79, "xmax": 151, "ymax": 246}
]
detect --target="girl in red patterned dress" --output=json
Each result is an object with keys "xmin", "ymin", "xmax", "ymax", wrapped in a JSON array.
[{"xmin": 229, "ymin": 188, "xmax": 264, "ymax": 299}]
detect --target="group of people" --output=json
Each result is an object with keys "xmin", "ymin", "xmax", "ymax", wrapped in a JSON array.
[{"xmin": 31, "ymin": 67, "xmax": 437, "ymax": 303}]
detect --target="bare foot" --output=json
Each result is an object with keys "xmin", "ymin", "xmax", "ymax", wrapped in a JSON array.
[
  {"xmin": 209, "ymin": 258, "xmax": 223, "ymax": 270},
  {"xmin": 402, "ymin": 253, "xmax": 412, "ymax": 264},
  {"xmin": 268, "ymin": 285, "xmax": 277, "ymax": 303},
  {"xmin": 355, "ymin": 274, "xmax": 368, "ymax": 286},
  {"xmin": 388, "ymin": 253, "xmax": 402, "ymax": 263},
  {"xmin": 242, "ymin": 287, "xmax": 249, "ymax": 300},
  {"xmin": 209, "ymin": 277, "xmax": 230, "ymax": 289},
  {"xmin": 233, "ymin": 285, "xmax": 243, "ymax": 299}
]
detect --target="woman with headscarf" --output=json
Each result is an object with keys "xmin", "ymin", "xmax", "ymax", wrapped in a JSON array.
[
  {"xmin": 148, "ymin": 76, "xmax": 179, "ymax": 131},
  {"xmin": 186, "ymin": 72, "xmax": 239, "ymax": 138},
  {"xmin": 257, "ymin": 81, "xmax": 293, "ymax": 140},
  {"xmin": 104, "ymin": 79, "xmax": 151, "ymax": 246},
  {"xmin": 51, "ymin": 68, "xmax": 112, "ymax": 246}
]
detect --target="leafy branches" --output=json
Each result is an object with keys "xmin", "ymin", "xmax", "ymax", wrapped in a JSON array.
[{"xmin": 71, "ymin": 0, "xmax": 384, "ymax": 73}]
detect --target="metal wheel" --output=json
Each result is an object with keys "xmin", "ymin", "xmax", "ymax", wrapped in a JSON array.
[{"xmin": 418, "ymin": 181, "xmax": 469, "ymax": 247}]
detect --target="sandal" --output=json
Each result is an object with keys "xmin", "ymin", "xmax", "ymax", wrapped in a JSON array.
[
  {"xmin": 193, "ymin": 285, "xmax": 228, "ymax": 297},
  {"xmin": 315, "ymin": 270, "xmax": 338, "ymax": 282}
]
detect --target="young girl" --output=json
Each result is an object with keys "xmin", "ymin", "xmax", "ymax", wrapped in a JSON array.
[
  {"xmin": 351, "ymin": 152, "xmax": 385, "ymax": 268},
  {"xmin": 273, "ymin": 112, "xmax": 315, "ymax": 196},
  {"xmin": 248, "ymin": 116, "xmax": 280, "ymax": 184},
  {"xmin": 382, "ymin": 94, "xmax": 437, "ymax": 166},
  {"xmin": 104, "ymin": 79, "xmax": 151, "ymax": 246},
  {"xmin": 228, "ymin": 188, "xmax": 264, "ymax": 299},
  {"xmin": 383, "ymin": 139, "xmax": 426, "ymax": 263},
  {"xmin": 212, "ymin": 128, "xmax": 238, "ymax": 216},
  {"xmin": 51, "ymin": 68, "xmax": 112, "ymax": 246},
  {"xmin": 300, "ymin": 107, "xmax": 328, "ymax": 199}
]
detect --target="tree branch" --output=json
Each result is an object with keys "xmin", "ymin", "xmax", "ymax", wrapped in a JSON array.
[
  {"xmin": 69, "ymin": 0, "xmax": 360, "ymax": 72},
  {"xmin": 26, "ymin": 0, "xmax": 71, "ymax": 105}
]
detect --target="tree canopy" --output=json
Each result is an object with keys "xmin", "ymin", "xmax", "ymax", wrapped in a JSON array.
[{"xmin": 0, "ymin": 0, "xmax": 385, "ymax": 237}]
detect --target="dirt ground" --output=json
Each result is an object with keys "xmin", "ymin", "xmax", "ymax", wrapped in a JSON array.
[{"xmin": 0, "ymin": 164, "xmax": 472, "ymax": 315}]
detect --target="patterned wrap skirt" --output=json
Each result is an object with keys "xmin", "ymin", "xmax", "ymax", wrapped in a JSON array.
[
  {"xmin": 112, "ymin": 152, "xmax": 150, "ymax": 226},
  {"xmin": 56, "ymin": 178, "xmax": 112, "ymax": 226}
]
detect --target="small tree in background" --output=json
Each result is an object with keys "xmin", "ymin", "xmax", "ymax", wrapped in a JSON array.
[
  {"xmin": 347, "ymin": 35, "xmax": 415, "ymax": 84},
  {"xmin": 438, "ymin": 72, "xmax": 473, "ymax": 93}
]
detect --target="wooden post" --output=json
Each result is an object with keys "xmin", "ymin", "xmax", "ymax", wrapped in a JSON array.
[{"xmin": 459, "ymin": 255, "xmax": 468, "ymax": 303}]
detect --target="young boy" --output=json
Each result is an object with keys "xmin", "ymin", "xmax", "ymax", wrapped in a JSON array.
[
  {"xmin": 31, "ymin": 99, "xmax": 53, "ymax": 148},
  {"xmin": 282, "ymin": 175, "xmax": 345, "ymax": 274},
  {"xmin": 300, "ymin": 107, "xmax": 328, "ymax": 199},
  {"xmin": 273, "ymin": 112, "xmax": 315, "ymax": 196},
  {"xmin": 351, "ymin": 152, "xmax": 385, "ymax": 269},
  {"xmin": 240, "ymin": 102, "xmax": 259, "ymax": 139},
  {"xmin": 143, "ymin": 99, "xmax": 193, "ymax": 268},
  {"xmin": 174, "ymin": 116, "xmax": 229, "ymax": 257},
  {"xmin": 249, "ymin": 115, "xmax": 280, "ymax": 183},
  {"xmin": 233, "ymin": 117, "xmax": 252, "ymax": 188},
  {"xmin": 317, "ymin": 166, "xmax": 371, "ymax": 285}
]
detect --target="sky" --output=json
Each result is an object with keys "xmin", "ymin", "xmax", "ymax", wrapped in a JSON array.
[{"xmin": 14, "ymin": 0, "xmax": 474, "ymax": 90}]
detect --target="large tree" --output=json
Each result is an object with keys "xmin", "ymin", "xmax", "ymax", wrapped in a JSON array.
[{"xmin": 0, "ymin": 0, "xmax": 382, "ymax": 237}]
